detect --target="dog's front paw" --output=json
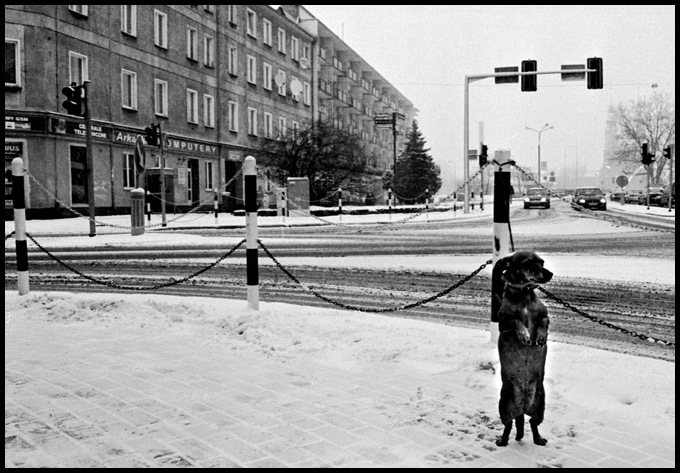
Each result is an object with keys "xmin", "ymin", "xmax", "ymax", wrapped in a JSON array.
[
  {"xmin": 533, "ymin": 436, "xmax": 548, "ymax": 446},
  {"xmin": 495, "ymin": 437, "xmax": 509, "ymax": 447}
]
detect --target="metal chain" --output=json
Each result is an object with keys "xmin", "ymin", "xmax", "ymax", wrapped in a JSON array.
[
  {"xmin": 24, "ymin": 232, "xmax": 246, "ymax": 291},
  {"xmin": 5, "ymin": 231, "xmax": 15, "ymax": 242},
  {"xmin": 537, "ymin": 286, "xmax": 675, "ymax": 347},
  {"xmin": 509, "ymin": 162, "xmax": 674, "ymax": 234},
  {"xmin": 259, "ymin": 239, "xmax": 492, "ymax": 313}
]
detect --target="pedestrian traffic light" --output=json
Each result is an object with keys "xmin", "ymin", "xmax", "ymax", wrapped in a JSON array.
[
  {"xmin": 521, "ymin": 60, "xmax": 537, "ymax": 92},
  {"xmin": 479, "ymin": 144, "xmax": 488, "ymax": 166},
  {"xmin": 61, "ymin": 83, "xmax": 84, "ymax": 116},
  {"xmin": 641, "ymin": 143, "xmax": 655, "ymax": 165},
  {"xmin": 587, "ymin": 57, "xmax": 603, "ymax": 89},
  {"xmin": 144, "ymin": 123, "xmax": 160, "ymax": 147},
  {"xmin": 663, "ymin": 146, "xmax": 672, "ymax": 160}
]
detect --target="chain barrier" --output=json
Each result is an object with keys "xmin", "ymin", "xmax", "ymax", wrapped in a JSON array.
[
  {"xmin": 24, "ymin": 233, "xmax": 246, "ymax": 291},
  {"xmin": 5, "ymin": 231, "xmax": 15, "ymax": 242},
  {"xmin": 509, "ymin": 161, "xmax": 674, "ymax": 234},
  {"xmin": 259, "ymin": 239, "xmax": 492, "ymax": 313},
  {"xmin": 538, "ymin": 286, "xmax": 675, "ymax": 347}
]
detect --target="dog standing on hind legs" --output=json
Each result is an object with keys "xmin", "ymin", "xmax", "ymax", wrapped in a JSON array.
[{"xmin": 492, "ymin": 251, "xmax": 553, "ymax": 447}]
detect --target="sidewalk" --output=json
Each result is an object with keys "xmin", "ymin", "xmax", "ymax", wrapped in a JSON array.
[{"xmin": 5, "ymin": 292, "xmax": 675, "ymax": 468}]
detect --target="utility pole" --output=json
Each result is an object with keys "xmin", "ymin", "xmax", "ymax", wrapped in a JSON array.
[
  {"xmin": 158, "ymin": 122, "xmax": 167, "ymax": 227},
  {"xmin": 83, "ymin": 80, "xmax": 96, "ymax": 237}
]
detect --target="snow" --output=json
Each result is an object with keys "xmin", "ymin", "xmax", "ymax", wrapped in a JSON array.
[{"xmin": 4, "ymin": 290, "xmax": 675, "ymax": 467}]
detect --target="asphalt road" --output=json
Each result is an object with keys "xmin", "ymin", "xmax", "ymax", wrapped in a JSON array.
[{"xmin": 4, "ymin": 201, "xmax": 675, "ymax": 361}]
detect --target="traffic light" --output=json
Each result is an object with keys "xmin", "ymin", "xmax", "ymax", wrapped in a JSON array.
[
  {"xmin": 144, "ymin": 123, "xmax": 160, "ymax": 147},
  {"xmin": 521, "ymin": 60, "xmax": 537, "ymax": 92},
  {"xmin": 641, "ymin": 142, "xmax": 655, "ymax": 165},
  {"xmin": 663, "ymin": 146, "xmax": 672, "ymax": 160},
  {"xmin": 61, "ymin": 83, "xmax": 84, "ymax": 116},
  {"xmin": 587, "ymin": 57, "xmax": 603, "ymax": 89},
  {"xmin": 479, "ymin": 144, "xmax": 488, "ymax": 166}
]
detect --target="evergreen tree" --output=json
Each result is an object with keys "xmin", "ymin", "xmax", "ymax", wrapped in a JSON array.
[{"xmin": 393, "ymin": 121, "xmax": 441, "ymax": 204}]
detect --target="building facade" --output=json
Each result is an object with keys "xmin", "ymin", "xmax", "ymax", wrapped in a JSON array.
[{"xmin": 5, "ymin": 5, "xmax": 415, "ymax": 218}]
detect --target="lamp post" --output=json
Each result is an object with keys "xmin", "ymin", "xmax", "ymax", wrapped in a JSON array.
[{"xmin": 525, "ymin": 124, "xmax": 553, "ymax": 184}]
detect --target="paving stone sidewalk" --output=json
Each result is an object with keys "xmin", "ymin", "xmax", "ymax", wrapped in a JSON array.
[{"xmin": 5, "ymin": 316, "xmax": 675, "ymax": 468}]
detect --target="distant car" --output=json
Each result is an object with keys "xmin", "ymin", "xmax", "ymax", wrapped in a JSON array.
[
  {"xmin": 523, "ymin": 187, "xmax": 551, "ymax": 209},
  {"xmin": 572, "ymin": 187, "xmax": 607, "ymax": 210},
  {"xmin": 609, "ymin": 191, "xmax": 626, "ymax": 202},
  {"xmin": 637, "ymin": 187, "xmax": 664, "ymax": 205},
  {"xmin": 624, "ymin": 190, "xmax": 642, "ymax": 204},
  {"xmin": 658, "ymin": 182, "xmax": 675, "ymax": 208}
]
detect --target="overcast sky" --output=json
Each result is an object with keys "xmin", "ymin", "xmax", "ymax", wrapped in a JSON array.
[{"xmin": 296, "ymin": 5, "xmax": 675, "ymax": 192}]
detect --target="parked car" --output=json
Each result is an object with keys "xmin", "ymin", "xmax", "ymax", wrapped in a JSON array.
[
  {"xmin": 658, "ymin": 182, "xmax": 675, "ymax": 208},
  {"xmin": 637, "ymin": 187, "xmax": 664, "ymax": 205},
  {"xmin": 624, "ymin": 190, "xmax": 642, "ymax": 204},
  {"xmin": 523, "ymin": 187, "xmax": 551, "ymax": 209},
  {"xmin": 609, "ymin": 191, "xmax": 627, "ymax": 202},
  {"xmin": 572, "ymin": 187, "xmax": 607, "ymax": 210}
]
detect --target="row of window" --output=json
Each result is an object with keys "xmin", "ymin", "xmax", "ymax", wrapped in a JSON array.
[{"xmin": 122, "ymin": 153, "xmax": 217, "ymax": 193}]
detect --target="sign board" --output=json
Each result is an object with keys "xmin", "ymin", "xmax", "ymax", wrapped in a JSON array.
[
  {"xmin": 374, "ymin": 113, "xmax": 392, "ymax": 120},
  {"xmin": 374, "ymin": 124, "xmax": 394, "ymax": 130},
  {"xmin": 616, "ymin": 175, "xmax": 629, "ymax": 188},
  {"xmin": 468, "ymin": 149, "xmax": 478, "ymax": 160},
  {"xmin": 561, "ymin": 64, "xmax": 586, "ymax": 81},
  {"xmin": 494, "ymin": 66, "xmax": 519, "ymax": 84}
]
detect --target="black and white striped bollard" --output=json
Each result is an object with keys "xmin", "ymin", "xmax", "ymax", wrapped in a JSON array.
[
  {"xmin": 214, "ymin": 188, "xmax": 218, "ymax": 225},
  {"xmin": 388, "ymin": 188, "xmax": 393, "ymax": 221},
  {"xmin": 12, "ymin": 158, "xmax": 29, "ymax": 295},
  {"xmin": 244, "ymin": 156, "xmax": 259, "ymax": 310},
  {"xmin": 338, "ymin": 187, "xmax": 343, "ymax": 223}
]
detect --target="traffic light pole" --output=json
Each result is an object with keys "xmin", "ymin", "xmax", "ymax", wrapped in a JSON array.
[
  {"xmin": 462, "ymin": 66, "xmax": 597, "ymax": 213},
  {"xmin": 159, "ymin": 123, "xmax": 167, "ymax": 227},
  {"xmin": 83, "ymin": 81, "xmax": 96, "ymax": 237}
]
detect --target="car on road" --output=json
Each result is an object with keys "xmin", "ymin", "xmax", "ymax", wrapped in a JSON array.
[
  {"xmin": 572, "ymin": 187, "xmax": 607, "ymax": 210},
  {"xmin": 624, "ymin": 190, "xmax": 642, "ymax": 204},
  {"xmin": 523, "ymin": 187, "xmax": 551, "ymax": 209},
  {"xmin": 609, "ymin": 191, "xmax": 626, "ymax": 202},
  {"xmin": 658, "ymin": 182, "xmax": 674, "ymax": 208},
  {"xmin": 637, "ymin": 187, "xmax": 664, "ymax": 206}
]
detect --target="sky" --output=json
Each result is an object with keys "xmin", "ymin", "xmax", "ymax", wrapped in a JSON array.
[{"xmin": 294, "ymin": 5, "xmax": 676, "ymax": 193}]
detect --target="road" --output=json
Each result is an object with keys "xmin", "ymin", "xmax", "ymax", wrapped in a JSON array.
[{"xmin": 5, "ymin": 201, "xmax": 676, "ymax": 361}]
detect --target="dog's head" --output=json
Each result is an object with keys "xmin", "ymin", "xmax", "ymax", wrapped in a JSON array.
[{"xmin": 494, "ymin": 251, "xmax": 553, "ymax": 289}]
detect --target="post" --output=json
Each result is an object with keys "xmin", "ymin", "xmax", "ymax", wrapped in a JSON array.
[
  {"xmin": 338, "ymin": 187, "xmax": 343, "ymax": 223},
  {"xmin": 392, "ymin": 112, "xmax": 398, "ymax": 170},
  {"xmin": 214, "ymin": 188, "xmax": 218, "ymax": 225},
  {"xmin": 646, "ymin": 164, "xmax": 651, "ymax": 210},
  {"xmin": 12, "ymin": 158, "xmax": 29, "ymax": 295},
  {"xmin": 159, "ymin": 122, "xmax": 167, "ymax": 227},
  {"xmin": 463, "ymin": 76, "xmax": 471, "ymax": 213},
  {"xmin": 479, "ymin": 121, "xmax": 484, "ymax": 211},
  {"xmin": 388, "ymin": 188, "xmax": 392, "ymax": 221},
  {"xmin": 490, "ymin": 153, "xmax": 513, "ymax": 343},
  {"xmin": 668, "ymin": 145, "xmax": 674, "ymax": 213},
  {"xmin": 146, "ymin": 189, "xmax": 151, "ymax": 221},
  {"xmin": 83, "ymin": 81, "xmax": 96, "ymax": 237},
  {"xmin": 425, "ymin": 188, "xmax": 430, "ymax": 222},
  {"xmin": 244, "ymin": 156, "xmax": 259, "ymax": 310},
  {"xmin": 130, "ymin": 188, "xmax": 145, "ymax": 236}
]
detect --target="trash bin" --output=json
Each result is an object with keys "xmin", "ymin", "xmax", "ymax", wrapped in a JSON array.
[{"xmin": 131, "ymin": 188, "xmax": 145, "ymax": 236}]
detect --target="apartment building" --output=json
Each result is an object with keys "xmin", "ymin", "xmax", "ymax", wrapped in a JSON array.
[{"xmin": 5, "ymin": 5, "xmax": 414, "ymax": 217}]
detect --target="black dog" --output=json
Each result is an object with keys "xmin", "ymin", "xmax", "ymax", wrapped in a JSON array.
[{"xmin": 493, "ymin": 251, "xmax": 553, "ymax": 447}]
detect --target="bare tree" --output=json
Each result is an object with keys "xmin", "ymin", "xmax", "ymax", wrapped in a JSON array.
[
  {"xmin": 609, "ymin": 91, "xmax": 675, "ymax": 185},
  {"xmin": 256, "ymin": 119, "xmax": 368, "ymax": 202}
]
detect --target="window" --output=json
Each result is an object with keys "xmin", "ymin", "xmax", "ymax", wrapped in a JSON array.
[
  {"xmin": 264, "ymin": 112, "xmax": 273, "ymax": 138},
  {"xmin": 121, "ymin": 69, "xmax": 137, "ymax": 110},
  {"xmin": 263, "ymin": 63, "xmax": 272, "ymax": 90},
  {"xmin": 205, "ymin": 161, "xmax": 214, "ymax": 190},
  {"xmin": 302, "ymin": 43, "xmax": 311, "ymax": 61},
  {"xmin": 292, "ymin": 121, "xmax": 299, "ymax": 137},
  {"xmin": 303, "ymin": 81, "xmax": 311, "ymax": 105},
  {"xmin": 246, "ymin": 9, "xmax": 256, "ymax": 37},
  {"xmin": 247, "ymin": 107, "xmax": 258, "ymax": 136},
  {"xmin": 187, "ymin": 89, "xmax": 198, "ymax": 124},
  {"xmin": 278, "ymin": 116, "xmax": 287, "ymax": 139},
  {"xmin": 262, "ymin": 19, "xmax": 272, "ymax": 46},
  {"xmin": 68, "ymin": 5, "xmax": 88, "ymax": 16},
  {"xmin": 70, "ymin": 146, "xmax": 88, "ymax": 205},
  {"xmin": 68, "ymin": 51, "xmax": 88, "ymax": 85},
  {"xmin": 123, "ymin": 152, "xmax": 137, "ymax": 189},
  {"xmin": 204, "ymin": 94, "xmax": 214, "ymax": 128},
  {"xmin": 228, "ymin": 46, "xmax": 238, "ymax": 75},
  {"xmin": 277, "ymin": 70, "xmax": 286, "ymax": 96},
  {"xmin": 187, "ymin": 27, "xmax": 198, "ymax": 61},
  {"xmin": 154, "ymin": 79, "xmax": 168, "ymax": 117},
  {"xmin": 5, "ymin": 39, "xmax": 20, "ymax": 87},
  {"xmin": 277, "ymin": 28, "xmax": 286, "ymax": 54},
  {"xmin": 154, "ymin": 10, "xmax": 168, "ymax": 48},
  {"xmin": 228, "ymin": 101, "xmax": 238, "ymax": 132},
  {"xmin": 247, "ymin": 55, "xmax": 256, "ymax": 84},
  {"xmin": 291, "ymin": 36, "xmax": 299, "ymax": 61},
  {"xmin": 227, "ymin": 5, "xmax": 236, "ymax": 26},
  {"xmin": 291, "ymin": 77, "xmax": 300, "ymax": 102},
  {"xmin": 121, "ymin": 5, "xmax": 137, "ymax": 36},
  {"xmin": 202, "ymin": 35, "xmax": 214, "ymax": 68}
]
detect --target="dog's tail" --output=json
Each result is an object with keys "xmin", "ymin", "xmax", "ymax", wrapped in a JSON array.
[{"xmin": 491, "ymin": 255, "xmax": 512, "ymax": 323}]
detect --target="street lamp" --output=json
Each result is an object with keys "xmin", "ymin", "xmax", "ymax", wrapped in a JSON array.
[{"xmin": 525, "ymin": 124, "xmax": 554, "ymax": 183}]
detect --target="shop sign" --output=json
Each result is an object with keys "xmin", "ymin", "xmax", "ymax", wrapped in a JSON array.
[
  {"xmin": 165, "ymin": 137, "xmax": 218, "ymax": 156},
  {"xmin": 5, "ymin": 114, "xmax": 46, "ymax": 132}
]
